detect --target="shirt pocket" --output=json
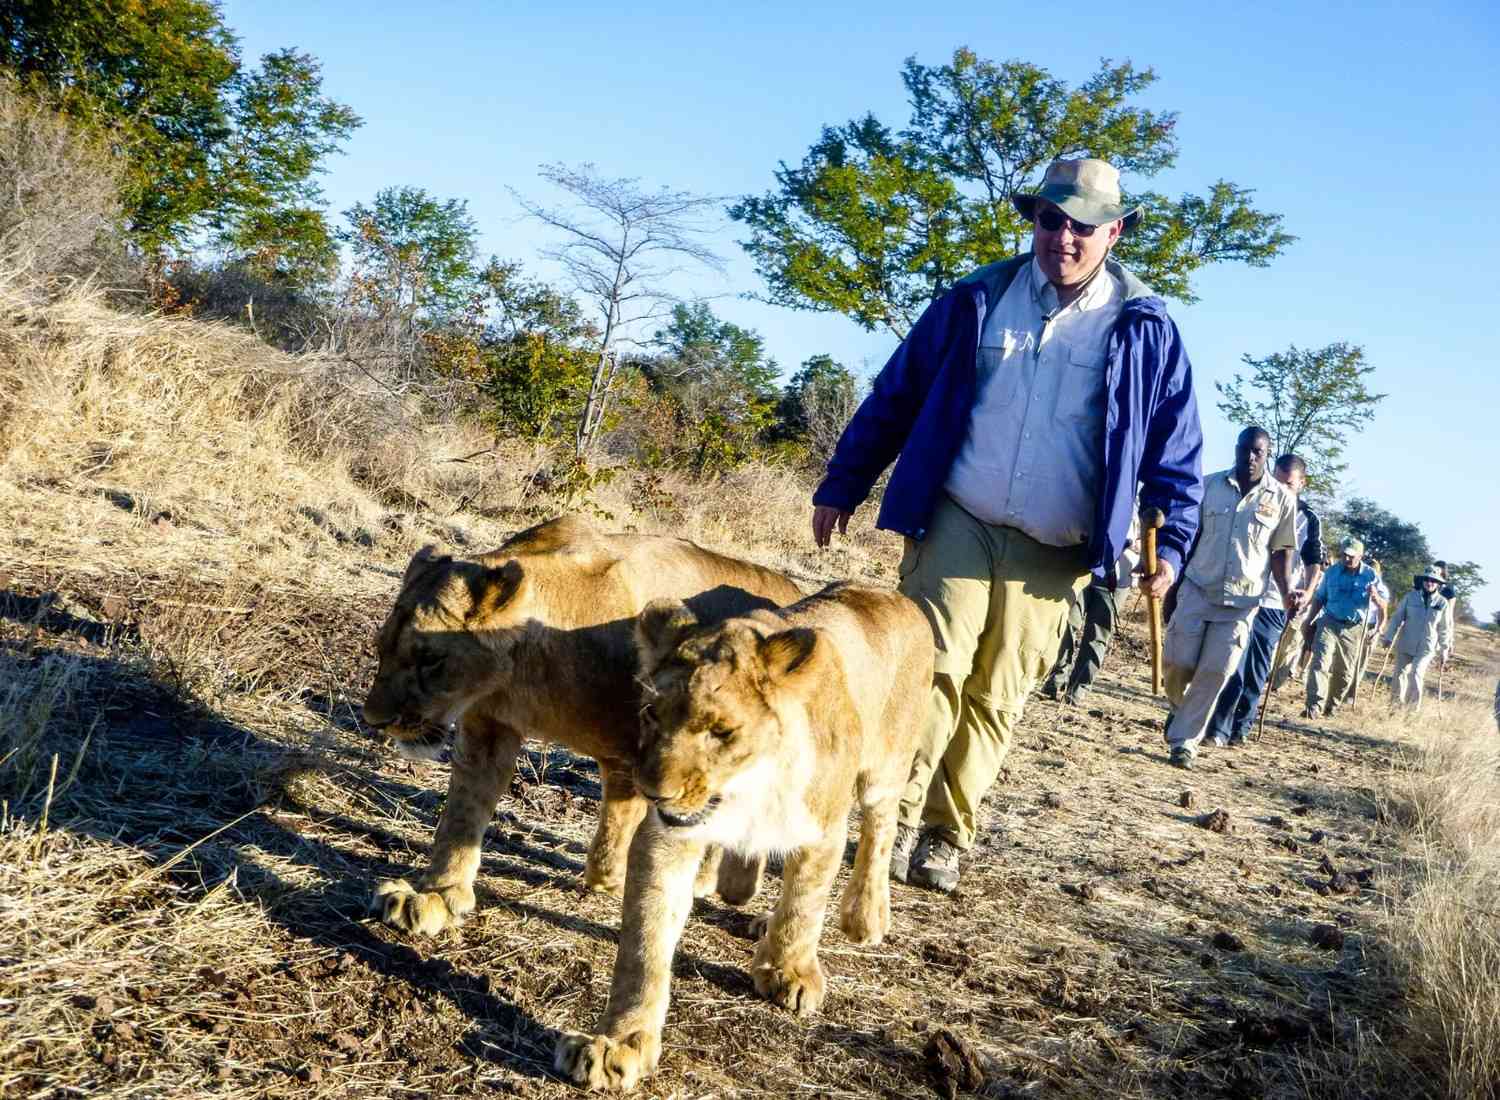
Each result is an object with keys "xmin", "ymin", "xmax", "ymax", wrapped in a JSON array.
[
  {"xmin": 975, "ymin": 340, "xmax": 1022, "ymax": 408},
  {"xmin": 1246, "ymin": 512, "xmax": 1274, "ymax": 549},
  {"xmin": 1054, "ymin": 345, "xmax": 1106, "ymax": 425},
  {"xmin": 1198, "ymin": 501, "xmax": 1232, "ymax": 544}
]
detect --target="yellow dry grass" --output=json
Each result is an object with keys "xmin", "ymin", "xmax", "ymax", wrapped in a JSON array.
[{"xmin": 2, "ymin": 278, "xmax": 1499, "ymax": 1099}]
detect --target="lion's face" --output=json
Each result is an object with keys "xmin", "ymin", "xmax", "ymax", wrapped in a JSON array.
[
  {"xmin": 362, "ymin": 547, "xmax": 527, "ymax": 760},
  {"xmin": 633, "ymin": 601, "xmax": 819, "ymax": 829}
]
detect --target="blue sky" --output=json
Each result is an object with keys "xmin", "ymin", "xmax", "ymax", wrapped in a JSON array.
[{"xmin": 224, "ymin": 0, "xmax": 1500, "ymax": 619}]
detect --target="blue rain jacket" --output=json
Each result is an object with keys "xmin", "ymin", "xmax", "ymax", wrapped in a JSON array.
[{"xmin": 812, "ymin": 254, "xmax": 1204, "ymax": 582}]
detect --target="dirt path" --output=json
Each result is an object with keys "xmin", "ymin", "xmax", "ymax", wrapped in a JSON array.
[{"xmin": 0, "ymin": 568, "xmax": 1454, "ymax": 1099}]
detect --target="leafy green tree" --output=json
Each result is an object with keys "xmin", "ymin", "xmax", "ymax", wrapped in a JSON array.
[
  {"xmin": 0, "ymin": 2, "xmax": 358, "ymax": 264},
  {"xmin": 1215, "ymin": 342, "xmax": 1384, "ymax": 495},
  {"xmin": 474, "ymin": 260, "xmax": 598, "ymax": 444},
  {"xmin": 650, "ymin": 301, "xmax": 779, "ymax": 394},
  {"xmin": 1438, "ymin": 560, "xmax": 1485, "ymax": 623},
  {"xmin": 1333, "ymin": 498, "xmax": 1431, "ymax": 593},
  {"xmin": 731, "ymin": 48, "xmax": 1294, "ymax": 338},
  {"xmin": 214, "ymin": 48, "xmax": 360, "ymax": 287},
  {"xmin": 341, "ymin": 186, "xmax": 481, "ymax": 321},
  {"xmin": 775, "ymin": 354, "xmax": 861, "ymax": 461},
  {"xmin": 631, "ymin": 302, "xmax": 780, "ymax": 475}
]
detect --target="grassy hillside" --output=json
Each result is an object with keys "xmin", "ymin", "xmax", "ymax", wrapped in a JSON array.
[{"xmin": 2, "ymin": 284, "xmax": 1498, "ymax": 1099}]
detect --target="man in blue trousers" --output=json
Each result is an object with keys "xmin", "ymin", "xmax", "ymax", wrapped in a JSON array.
[{"xmin": 1203, "ymin": 454, "xmax": 1324, "ymax": 746}]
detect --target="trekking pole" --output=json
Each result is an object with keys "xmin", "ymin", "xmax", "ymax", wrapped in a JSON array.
[
  {"xmin": 1348, "ymin": 626, "xmax": 1374, "ymax": 706},
  {"xmin": 1141, "ymin": 508, "xmax": 1165, "ymax": 696},
  {"xmin": 1257, "ymin": 618, "xmax": 1299, "ymax": 742},
  {"xmin": 1437, "ymin": 656, "xmax": 1448, "ymax": 710},
  {"xmin": 1372, "ymin": 642, "xmax": 1394, "ymax": 693}
]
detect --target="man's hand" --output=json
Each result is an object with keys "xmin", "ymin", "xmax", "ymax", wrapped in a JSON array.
[
  {"xmin": 1283, "ymin": 587, "xmax": 1305, "ymax": 614},
  {"xmin": 812, "ymin": 505, "xmax": 852, "ymax": 548},
  {"xmin": 1138, "ymin": 557, "xmax": 1175, "ymax": 601}
]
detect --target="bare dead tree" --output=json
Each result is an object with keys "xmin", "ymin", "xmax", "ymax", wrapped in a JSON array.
[{"xmin": 512, "ymin": 163, "xmax": 724, "ymax": 457}]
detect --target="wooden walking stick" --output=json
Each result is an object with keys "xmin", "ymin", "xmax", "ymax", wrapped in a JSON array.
[
  {"xmin": 1372, "ymin": 640, "xmax": 1394, "ymax": 692},
  {"xmin": 1348, "ymin": 625, "xmax": 1375, "ymax": 705},
  {"xmin": 1141, "ymin": 508, "xmax": 1165, "ymax": 696},
  {"xmin": 1257, "ymin": 616, "xmax": 1300, "ymax": 741}
]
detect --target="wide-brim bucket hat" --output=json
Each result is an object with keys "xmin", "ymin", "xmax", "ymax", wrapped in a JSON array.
[
  {"xmin": 1013, "ymin": 158, "xmax": 1143, "ymax": 233},
  {"xmin": 1414, "ymin": 563, "xmax": 1445, "ymax": 584}
]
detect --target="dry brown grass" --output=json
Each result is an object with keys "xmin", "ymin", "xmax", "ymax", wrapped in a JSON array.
[
  {"xmin": 3, "ymin": 279, "xmax": 1499, "ymax": 1099},
  {"xmin": 1372, "ymin": 659, "xmax": 1500, "ymax": 1099}
]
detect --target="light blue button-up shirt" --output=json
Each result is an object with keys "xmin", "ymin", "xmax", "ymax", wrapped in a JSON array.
[
  {"xmin": 1316, "ymin": 563, "xmax": 1380, "ymax": 624},
  {"xmin": 945, "ymin": 259, "xmax": 1122, "ymax": 546}
]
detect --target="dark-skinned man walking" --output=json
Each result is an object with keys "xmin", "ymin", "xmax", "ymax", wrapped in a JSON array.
[{"xmin": 1163, "ymin": 427, "xmax": 1302, "ymax": 768}]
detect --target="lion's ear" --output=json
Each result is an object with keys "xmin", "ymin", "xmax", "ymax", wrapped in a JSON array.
[
  {"xmin": 758, "ymin": 627, "xmax": 819, "ymax": 683},
  {"xmin": 636, "ymin": 599, "xmax": 699, "ymax": 671},
  {"xmin": 402, "ymin": 544, "xmax": 449, "ymax": 586},
  {"xmin": 466, "ymin": 559, "xmax": 526, "ymax": 623}
]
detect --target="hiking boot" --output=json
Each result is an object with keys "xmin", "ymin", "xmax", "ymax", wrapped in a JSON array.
[
  {"xmin": 1168, "ymin": 746, "xmax": 1194, "ymax": 769},
  {"xmin": 909, "ymin": 832, "xmax": 961, "ymax": 894},
  {"xmin": 1227, "ymin": 734, "xmax": 1246, "ymax": 748},
  {"xmin": 1039, "ymin": 680, "xmax": 1060, "ymax": 701},
  {"xmin": 890, "ymin": 822, "xmax": 920, "ymax": 885}
]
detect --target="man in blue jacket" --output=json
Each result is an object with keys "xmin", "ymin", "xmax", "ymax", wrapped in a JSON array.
[{"xmin": 811, "ymin": 158, "xmax": 1203, "ymax": 893}]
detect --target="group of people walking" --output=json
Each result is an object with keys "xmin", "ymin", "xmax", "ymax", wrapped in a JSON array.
[{"xmin": 808, "ymin": 155, "xmax": 1460, "ymax": 895}]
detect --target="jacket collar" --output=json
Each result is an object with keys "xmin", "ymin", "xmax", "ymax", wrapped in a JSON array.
[{"xmin": 956, "ymin": 252, "xmax": 1158, "ymax": 308}]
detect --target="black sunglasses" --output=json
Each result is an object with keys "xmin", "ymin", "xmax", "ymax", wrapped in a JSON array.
[{"xmin": 1034, "ymin": 208, "xmax": 1099, "ymax": 237}]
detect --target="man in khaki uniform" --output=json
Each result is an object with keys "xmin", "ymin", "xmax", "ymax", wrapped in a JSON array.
[
  {"xmin": 1163, "ymin": 427, "xmax": 1302, "ymax": 768},
  {"xmin": 1382, "ymin": 564, "xmax": 1453, "ymax": 708},
  {"xmin": 810, "ymin": 158, "xmax": 1203, "ymax": 893},
  {"xmin": 1303, "ymin": 537, "xmax": 1384, "ymax": 717}
]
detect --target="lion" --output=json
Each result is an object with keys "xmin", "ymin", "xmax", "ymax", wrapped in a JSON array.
[
  {"xmin": 554, "ymin": 582, "xmax": 934, "ymax": 1091},
  {"xmin": 360, "ymin": 514, "xmax": 803, "ymax": 936}
]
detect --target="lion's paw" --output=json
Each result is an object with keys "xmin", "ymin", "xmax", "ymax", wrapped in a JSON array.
[
  {"xmin": 692, "ymin": 847, "xmax": 724, "ymax": 899},
  {"xmin": 371, "ymin": 878, "xmax": 471, "ymax": 936},
  {"xmin": 553, "ymin": 1030, "xmax": 660, "ymax": 1091},
  {"xmin": 581, "ymin": 869, "xmax": 626, "ymax": 899},
  {"xmin": 839, "ymin": 895, "xmax": 890, "ymax": 945},
  {"xmin": 752, "ymin": 955, "xmax": 826, "ymax": 1018}
]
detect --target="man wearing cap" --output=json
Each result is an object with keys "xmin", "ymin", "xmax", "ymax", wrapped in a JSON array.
[
  {"xmin": 1202, "ymin": 453, "xmax": 1324, "ymax": 748},
  {"xmin": 1382, "ymin": 565, "xmax": 1453, "ymax": 709},
  {"xmin": 810, "ymin": 157, "xmax": 1203, "ymax": 893},
  {"xmin": 1162, "ymin": 428, "xmax": 1302, "ymax": 768},
  {"xmin": 1303, "ymin": 537, "xmax": 1385, "ymax": 717}
]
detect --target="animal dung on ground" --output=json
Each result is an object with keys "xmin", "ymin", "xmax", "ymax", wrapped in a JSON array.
[
  {"xmin": 923, "ymin": 1028, "xmax": 986, "ymax": 1100},
  {"xmin": 1310, "ymin": 923, "xmax": 1346, "ymax": 951},
  {"xmin": 1041, "ymin": 791, "xmax": 1065, "ymax": 809},
  {"xmin": 1195, "ymin": 808, "xmax": 1232, "ymax": 833},
  {"xmin": 1211, "ymin": 930, "xmax": 1244, "ymax": 952}
]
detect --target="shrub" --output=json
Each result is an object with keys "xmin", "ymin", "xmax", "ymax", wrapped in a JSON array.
[{"xmin": 0, "ymin": 76, "xmax": 125, "ymax": 287}]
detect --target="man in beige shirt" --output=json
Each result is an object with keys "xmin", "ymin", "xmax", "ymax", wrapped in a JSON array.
[{"xmin": 1164, "ymin": 427, "xmax": 1302, "ymax": 768}]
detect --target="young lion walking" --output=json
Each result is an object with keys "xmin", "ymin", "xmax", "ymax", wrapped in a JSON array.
[{"xmin": 554, "ymin": 583, "xmax": 933, "ymax": 1091}]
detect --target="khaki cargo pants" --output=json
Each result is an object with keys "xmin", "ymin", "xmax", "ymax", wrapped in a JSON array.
[
  {"xmin": 1390, "ymin": 651, "xmax": 1435, "ymax": 708},
  {"xmin": 1306, "ymin": 618, "xmax": 1365, "ymax": 715},
  {"xmin": 897, "ymin": 495, "xmax": 1090, "ymax": 850},
  {"xmin": 1162, "ymin": 578, "xmax": 1256, "ymax": 756}
]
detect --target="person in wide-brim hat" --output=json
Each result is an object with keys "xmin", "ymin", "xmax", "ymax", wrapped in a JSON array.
[{"xmin": 1012, "ymin": 158, "xmax": 1143, "ymax": 233}]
